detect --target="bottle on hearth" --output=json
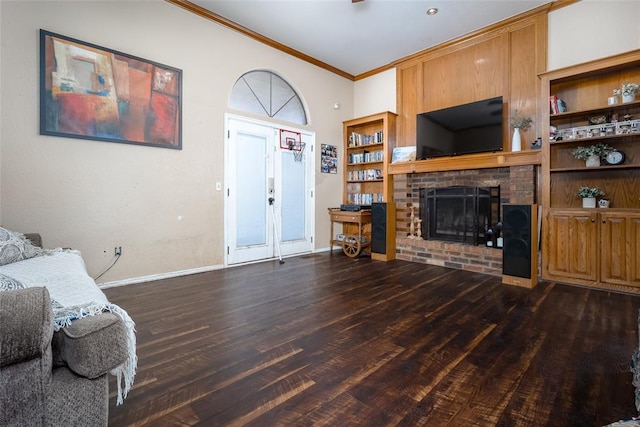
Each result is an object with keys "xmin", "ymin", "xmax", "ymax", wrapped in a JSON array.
[
  {"xmin": 485, "ymin": 227, "xmax": 494, "ymax": 247},
  {"xmin": 495, "ymin": 221, "xmax": 504, "ymax": 248}
]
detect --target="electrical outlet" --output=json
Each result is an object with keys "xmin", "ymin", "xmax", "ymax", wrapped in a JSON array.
[{"xmin": 114, "ymin": 246, "xmax": 122, "ymax": 256}]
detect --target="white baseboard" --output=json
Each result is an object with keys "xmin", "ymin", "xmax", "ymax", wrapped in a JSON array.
[
  {"xmin": 99, "ymin": 248, "xmax": 331, "ymax": 289},
  {"xmin": 98, "ymin": 264, "xmax": 225, "ymax": 289}
]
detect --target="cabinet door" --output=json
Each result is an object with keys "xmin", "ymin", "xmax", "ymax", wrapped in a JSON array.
[
  {"xmin": 547, "ymin": 210, "xmax": 598, "ymax": 281},
  {"xmin": 632, "ymin": 215, "xmax": 640, "ymax": 286},
  {"xmin": 600, "ymin": 212, "xmax": 640, "ymax": 287}
]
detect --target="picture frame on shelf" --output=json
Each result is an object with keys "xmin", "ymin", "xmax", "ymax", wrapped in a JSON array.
[{"xmin": 391, "ymin": 146, "xmax": 416, "ymax": 163}]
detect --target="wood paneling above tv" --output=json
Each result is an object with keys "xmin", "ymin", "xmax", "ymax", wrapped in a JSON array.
[{"xmin": 395, "ymin": 13, "xmax": 548, "ymax": 153}]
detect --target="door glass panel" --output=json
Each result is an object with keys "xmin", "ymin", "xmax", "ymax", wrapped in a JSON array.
[
  {"xmin": 236, "ymin": 132, "xmax": 267, "ymax": 247},
  {"xmin": 280, "ymin": 150, "xmax": 305, "ymax": 241}
]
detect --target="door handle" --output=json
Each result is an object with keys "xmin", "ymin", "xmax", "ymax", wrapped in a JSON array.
[{"xmin": 268, "ymin": 177, "xmax": 274, "ymax": 195}]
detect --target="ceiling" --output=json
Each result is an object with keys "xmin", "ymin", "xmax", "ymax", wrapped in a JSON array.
[{"xmin": 179, "ymin": 0, "xmax": 553, "ymax": 79}]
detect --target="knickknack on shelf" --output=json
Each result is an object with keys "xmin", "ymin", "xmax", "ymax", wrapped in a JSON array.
[
  {"xmin": 509, "ymin": 110, "xmax": 533, "ymax": 152},
  {"xmin": 571, "ymin": 143, "xmax": 614, "ymax": 167}
]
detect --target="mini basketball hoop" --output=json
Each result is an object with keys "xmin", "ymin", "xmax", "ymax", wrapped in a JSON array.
[
  {"xmin": 293, "ymin": 142, "xmax": 306, "ymax": 162},
  {"xmin": 286, "ymin": 138, "xmax": 302, "ymax": 151},
  {"xmin": 280, "ymin": 129, "xmax": 305, "ymax": 162}
]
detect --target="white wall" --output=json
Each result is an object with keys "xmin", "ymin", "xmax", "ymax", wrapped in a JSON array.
[
  {"xmin": 353, "ymin": 69, "xmax": 396, "ymax": 118},
  {"xmin": 0, "ymin": 1, "xmax": 352, "ymax": 282},
  {"xmin": 548, "ymin": 0, "xmax": 640, "ymax": 71}
]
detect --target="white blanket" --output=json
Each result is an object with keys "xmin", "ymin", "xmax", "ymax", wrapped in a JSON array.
[{"xmin": 0, "ymin": 251, "xmax": 137, "ymax": 405}]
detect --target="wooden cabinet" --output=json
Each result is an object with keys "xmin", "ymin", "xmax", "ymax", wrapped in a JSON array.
[
  {"xmin": 599, "ymin": 212, "xmax": 640, "ymax": 287},
  {"xmin": 342, "ymin": 112, "xmax": 397, "ymax": 261},
  {"xmin": 546, "ymin": 209, "xmax": 640, "ymax": 289},
  {"xmin": 546, "ymin": 209, "xmax": 598, "ymax": 282},
  {"xmin": 540, "ymin": 50, "xmax": 640, "ymax": 293}
]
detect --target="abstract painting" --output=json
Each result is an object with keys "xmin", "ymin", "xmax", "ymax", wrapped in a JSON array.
[{"xmin": 40, "ymin": 30, "xmax": 182, "ymax": 149}]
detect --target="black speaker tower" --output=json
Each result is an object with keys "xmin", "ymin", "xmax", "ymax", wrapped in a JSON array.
[
  {"xmin": 371, "ymin": 202, "xmax": 396, "ymax": 261},
  {"xmin": 502, "ymin": 204, "xmax": 538, "ymax": 288}
]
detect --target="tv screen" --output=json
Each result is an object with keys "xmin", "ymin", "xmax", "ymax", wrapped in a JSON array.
[{"xmin": 416, "ymin": 96, "xmax": 504, "ymax": 159}]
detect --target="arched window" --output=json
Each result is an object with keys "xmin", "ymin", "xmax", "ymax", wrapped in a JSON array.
[{"xmin": 230, "ymin": 70, "xmax": 307, "ymax": 125}]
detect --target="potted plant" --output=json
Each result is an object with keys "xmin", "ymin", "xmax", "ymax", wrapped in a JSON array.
[
  {"xmin": 576, "ymin": 186, "xmax": 605, "ymax": 208},
  {"xmin": 509, "ymin": 110, "xmax": 533, "ymax": 152},
  {"xmin": 613, "ymin": 83, "xmax": 640, "ymax": 103},
  {"xmin": 571, "ymin": 143, "xmax": 614, "ymax": 167}
]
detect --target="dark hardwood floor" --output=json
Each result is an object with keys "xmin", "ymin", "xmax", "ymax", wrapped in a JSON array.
[{"xmin": 105, "ymin": 252, "xmax": 640, "ymax": 426}]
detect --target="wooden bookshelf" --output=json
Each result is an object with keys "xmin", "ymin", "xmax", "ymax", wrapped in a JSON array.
[{"xmin": 343, "ymin": 112, "xmax": 397, "ymax": 261}]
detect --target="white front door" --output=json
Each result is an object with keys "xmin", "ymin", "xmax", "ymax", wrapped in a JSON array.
[{"xmin": 225, "ymin": 115, "xmax": 314, "ymax": 265}]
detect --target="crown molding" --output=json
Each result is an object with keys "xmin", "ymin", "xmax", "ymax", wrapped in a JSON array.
[{"xmin": 166, "ymin": 0, "xmax": 355, "ymax": 81}]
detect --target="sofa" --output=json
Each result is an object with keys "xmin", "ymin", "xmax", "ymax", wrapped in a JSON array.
[{"xmin": 0, "ymin": 229, "xmax": 136, "ymax": 426}]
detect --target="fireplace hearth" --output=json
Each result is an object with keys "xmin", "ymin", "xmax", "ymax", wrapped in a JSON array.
[{"xmin": 419, "ymin": 186, "xmax": 500, "ymax": 245}]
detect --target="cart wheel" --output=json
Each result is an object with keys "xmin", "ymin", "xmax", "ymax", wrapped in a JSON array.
[{"xmin": 342, "ymin": 235, "xmax": 361, "ymax": 258}]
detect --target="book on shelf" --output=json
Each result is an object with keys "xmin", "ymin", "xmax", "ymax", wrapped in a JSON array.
[
  {"xmin": 549, "ymin": 95, "xmax": 558, "ymax": 114},
  {"xmin": 557, "ymin": 99, "xmax": 567, "ymax": 113},
  {"xmin": 347, "ymin": 169, "xmax": 382, "ymax": 181},
  {"xmin": 349, "ymin": 131, "xmax": 384, "ymax": 147},
  {"xmin": 346, "ymin": 192, "xmax": 383, "ymax": 205},
  {"xmin": 549, "ymin": 95, "xmax": 567, "ymax": 114},
  {"xmin": 349, "ymin": 150, "xmax": 383, "ymax": 164}
]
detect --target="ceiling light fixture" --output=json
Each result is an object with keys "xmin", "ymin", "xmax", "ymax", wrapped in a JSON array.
[{"xmin": 426, "ymin": 7, "xmax": 438, "ymax": 16}]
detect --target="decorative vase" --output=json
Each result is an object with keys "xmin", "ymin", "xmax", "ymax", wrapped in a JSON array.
[
  {"xmin": 585, "ymin": 155, "xmax": 601, "ymax": 168},
  {"xmin": 582, "ymin": 197, "xmax": 596, "ymax": 208},
  {"xmin": 511, "ymin": 128, "xmax": 521, "ymax": 152},
  {"xmin": 598, "ymin": 199, "xmax": 610, "ymax": 208},
  {"xmin": 622, "ymin": 93, "xmax": 636, "ymax": 103}
]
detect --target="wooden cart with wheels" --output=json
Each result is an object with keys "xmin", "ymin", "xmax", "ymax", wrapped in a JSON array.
[{"xmin": 328, "ymin": 208, "xmax": 371, "ymax": 258}]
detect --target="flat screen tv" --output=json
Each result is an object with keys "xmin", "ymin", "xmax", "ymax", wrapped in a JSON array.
[{"xmin": 416, "ymin": 96, "xmax": 504, "ymax": 159}]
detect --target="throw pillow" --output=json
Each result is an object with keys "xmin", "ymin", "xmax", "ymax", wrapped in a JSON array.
[
  {"xmin": 0, "ymin": 273, "xmax": 25, "ymax": 291},
  {"xmin": 0, "ymin": 227, "xmax": 45, "ymax": 266}
]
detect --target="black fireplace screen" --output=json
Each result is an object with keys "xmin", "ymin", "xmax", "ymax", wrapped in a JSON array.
[{"xmin": 419, "ymin": 186, "xmax": 500, "ymax": 245}]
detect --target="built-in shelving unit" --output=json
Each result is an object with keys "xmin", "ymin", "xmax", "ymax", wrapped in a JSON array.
[
  {"xmin": 343, "ymin": 112, "xmax": 396, "ymax": 206},
  {"xmin": 342, "ymin": 112, "xmax": 397, "ymax": 261},
  {"xmin": 539, "ymin": 49, "xmax": 640, "ymax": 293}
]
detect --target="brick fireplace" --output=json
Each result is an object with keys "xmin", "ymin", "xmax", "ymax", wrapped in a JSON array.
[{"xmin": 393, "ymin": 165, "xmax": 537, "ymax": 276}]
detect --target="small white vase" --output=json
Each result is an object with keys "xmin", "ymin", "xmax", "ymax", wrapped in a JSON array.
[
  {"xmin": 585, "ymin": 155, "xmax": 601, "ymax": 168},
  {"xmin": 511, "ymin": 128, "xmax": 521, "ymax": 152},
  {"xmin": 622, "ymin": 93, "xmax": 636, "ymax": 103},
  {"xmin": 582, "ymin": 197, "xmax": 596, "ymax": 208}
]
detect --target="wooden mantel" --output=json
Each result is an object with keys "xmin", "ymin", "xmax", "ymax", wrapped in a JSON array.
[{"xmin": 388, "ymin": 150, "xmax": 541, "ymax": 175}]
